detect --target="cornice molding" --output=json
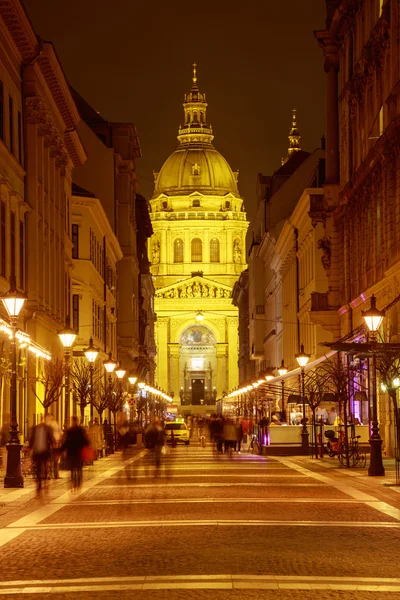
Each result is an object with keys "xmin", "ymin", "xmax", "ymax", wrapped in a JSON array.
[{"xmin": 0, "ymin": 0, "xmax": 38, "ymax": 62}]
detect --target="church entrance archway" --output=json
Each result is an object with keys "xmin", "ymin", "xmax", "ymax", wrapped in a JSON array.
[{"xmin": 178, "ymin": 325, "xmax": 217, "ymax": 407}]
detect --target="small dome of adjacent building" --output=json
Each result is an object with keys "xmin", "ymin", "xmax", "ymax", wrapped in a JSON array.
[{"xmin": 154, "ymin": 146, "xmax": 239, "ymax": 197}]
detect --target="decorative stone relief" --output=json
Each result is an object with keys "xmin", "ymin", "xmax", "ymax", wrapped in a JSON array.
[
  {"xmin": 156, "ymin": 280, "xmax": 231, "ymax": 299},
  {"xmin": 317, "ymin": 236, "xmax": 331, "ymax": 271},
  {"xmin": 26, "ymin": 96, "xmax": 68, "ymax": 174},
  {"xmin": 233, "ymin": 238, "xmax": 242, "ymax": 263},
  {"xmin": 152, "ymin": 239, "xmax": 160, "ymax": 265}
]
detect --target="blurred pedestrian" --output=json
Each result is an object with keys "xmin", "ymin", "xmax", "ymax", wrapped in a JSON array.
[
  {"xmin": 46, "ymin": 413, "xmax": 62, "ymax": 479},
  {"xmin": 145, "ymin": 418, "xmax": 165, "ymax": 471},
  {"xmin": 223, "ymin": 419, "xmax": 236, "ymax": 454},
  {"xmin": 234, "ymin": 418, "xmax": 243, "ymax": 454},
  {"xmin": 61, "ymin": 416, "xmax": 89, "ymax": 491},
  {"xmin": 29, "ymin": 419, "xmax": 53, "ymax": 494}
]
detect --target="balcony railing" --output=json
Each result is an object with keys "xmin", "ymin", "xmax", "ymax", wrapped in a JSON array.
[{"xmin": 150, "ymin": 211, "xmax": 246, "ymax": 222}]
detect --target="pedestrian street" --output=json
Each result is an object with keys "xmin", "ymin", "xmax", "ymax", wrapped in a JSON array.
[{"xmin": 1, "ymin": 445, "xmax": 400, "ymax": 599}]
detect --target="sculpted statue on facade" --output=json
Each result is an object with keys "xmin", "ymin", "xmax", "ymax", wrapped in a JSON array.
[
  {"xmin": 186, "ymin": 285, "xmax": 193, "ymax": 297},
  {"xmin": 193, "ymin": 282, "xmax": 201, "ymax": 297},
  {"xmin": 152, "ymin": 240, "xmax": 160, "ymax": 265},
  {"xmin": 317, "ymin": 236, "xmax": 331, "ymax": 271},
  {"xmin": 233, "ymin": 239, "xmax": 242, "ymax": 263}
]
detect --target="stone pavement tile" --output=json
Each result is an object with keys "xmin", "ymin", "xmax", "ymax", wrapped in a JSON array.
[
  {"xmin": 98, "ymin": 475, "xmax": 314, "ymax": 485},
  {"xmin": 0, "ymin": 589, "xmax": 398, "ymax": 600},
  {"xmin": 1, "ymin": 525, "xmax": 400, "ymax": 581},
  {"xmin": 0, "ymin": 451, "xmax": 146, "ymax": 528},
  {"xmin": 38, "ymin": 500, "xmax": 398, "ymax": 524},
  {"xmin": 76, "ymin": 484, "xmax": 350, "ymax": 501}
]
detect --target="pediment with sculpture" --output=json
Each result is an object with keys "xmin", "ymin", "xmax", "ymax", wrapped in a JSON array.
[{"xmin": 155, "ymin": 275, "xmax": 232, "ymax": 300}]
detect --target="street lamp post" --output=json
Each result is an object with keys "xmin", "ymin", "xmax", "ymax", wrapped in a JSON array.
[
  {"xmin": 103, "ymin": 352, "xmax": 117, "ymax": 452},
  {"xmin": 115, "ymin": 364, "xmax": 126, "ymax": 408},
  {"xmin": 278, "ymin": 359, "xmax": 288, "ymax": 421},
  {"xmin": 84, "ymin": 338, "xmax": 99, "ymax": 422},
  {"xmin": 58, "ymin": 318, "xmax": 77, "ymax": 429},
  {"xmin": 362, "ymin": 295, "xmax": 385, "ymax": 476},
  {"xmin": 295, "ymin": 344, "xmax": 310, "ymax": 453},
  {"xmin": 2, "ymin": 277, "xmax": 26, "ymax": 488}
]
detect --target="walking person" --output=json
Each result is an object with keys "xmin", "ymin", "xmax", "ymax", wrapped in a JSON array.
[
  {"xmin": 223, "ymin": 419, "xmax": 236, "ymax": 455},
  {"xmin": 29, "ymin": 419, "xmax": 53, "ymax": 494},
  {"xmin": 145, "ymin": 418, "xmax": 165, "ymax": 474},
  {"xmin": 46, "ymin": 413, "xmax": 62, "ymax": 478},
  {"xmin": 61, "ymin": 416, "xmax": 90, "ymax": 491},
  {"xmin": 234, "ymin": 418, "xmax": 243, "ymax": 454}
]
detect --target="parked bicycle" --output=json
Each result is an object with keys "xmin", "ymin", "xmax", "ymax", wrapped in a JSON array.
[{"xmin": 325, "ymin": 428, "xmax": 366, "ymax": 467}]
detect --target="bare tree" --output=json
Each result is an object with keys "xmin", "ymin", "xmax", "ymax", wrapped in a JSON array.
[
  {"xmin": 70, "ymin": 359, "xmax": 91, "ymax": 423},
  {"xmin": 304, "ymin": 368, "xmax": 326, "ymax": 458},
  {"xmin": 107, "ymin": 381, "xmax": 125, "ymax": 445},
  {"xmin": 31, "ymin": 357, "xmax": 64, "ymax": 414},
  {"xmin": 375, "ymin": 347, "xmax": 400, "ymax": 476},
  {"xmin": 92, "ymin": 381, "xmax": 109, "ymax": 424},
  {"xmin": 136, "ymin": 395, "xmax": 147, "ymax": 425}
]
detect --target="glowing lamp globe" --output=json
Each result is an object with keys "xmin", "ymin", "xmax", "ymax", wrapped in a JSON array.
[
  {"xmin": 362, "ymin": 295, "xmax": 384, "ymax": 333},
  {"xmin": 115, "ymin": 365, "xmax": 126, "ymax": 380},
  {"xmin": 103, "ymin": 352, "xmax": 117, "ymax": 374},
  {"xmin": 128, "ymin": 375, "xmax": 137, "ymax": 386},
  {"xmin": 195, "ymin": 310, "xmax": 204, "ymax": 322},
  {"xmin": 278, "ymin": 359, "xmax": 288, "ymax": 377},
  {"xmin": 295, "ymin": 344, "xmax": 310, "ymax": 368},
  {"xmin": 1, "ymin": 278, "xmax": 26, "ymax": 319},
  {"xmin": 84, "ymin": 337, "xmax": 99, "ymax": 363},
  {"xmin": 265, "ymin": 368, "xmax": 275, "ymax": 382},
  {"xmin": 58, "ymin": 319, "xmax": 77, "ymax": 349}
]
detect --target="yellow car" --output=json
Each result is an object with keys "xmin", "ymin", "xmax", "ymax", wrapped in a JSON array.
[{"xmin": 165, "ymin": 420, "xmax": 190, "ymax": 445}]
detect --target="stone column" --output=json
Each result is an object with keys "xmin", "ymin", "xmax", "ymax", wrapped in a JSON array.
[
  {"xmin": 169, "ymin": 344, "xmax": 181, "ymax": 401},
  {"xmin": 203, "ymin": 229, "xmax": 210, "ymax": 266},
  {"xmin": 227, "ymin": 317, "xmax": 239, "ymax": 390},
  {"xmin": 325, "ymin": 62, "xmax": 339, "ymax": 183},
  {"xmin": 226, "ymin": 229, "xmax": 233, "ymax": 263},
  {"xmin": 216, "ymin": 345, "xmax": 226, "ymax": 399},
  {"xmin": 160, "ymin": 229, "xmax": 167, "ymax": 264},
  {"xmin": 315, "ymin": 32, "xmax": 339, "ymax": 184},
  {"xmin": 184, "ymin": 229, "xmax": 190, "ymax": 263},
  {"xmin": 157, "ymin": 317, "xmax": 169, "ymax": 391}
]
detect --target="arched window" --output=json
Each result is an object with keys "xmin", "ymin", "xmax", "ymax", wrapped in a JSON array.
[
  {"xmin": 200, "ymin": 112, "xmax": 204, "ymax": 123},
  {"xmin": 191, "ymin": 238, "xmax": 202, "ymax": 262},
  {"xmin": 210, "ymin": 238, "xmax": 220, "ymax": 263},
  {"xmin": 193, "ymin": 112, "xmax": 198, "ymax": 123},
  {"xmin": 174, "ymin": 238, "xmax": 184, "ymax": 263},
  {"xmin": 186, "ymin": 112, "xmax": 190, "ymax": 124}
]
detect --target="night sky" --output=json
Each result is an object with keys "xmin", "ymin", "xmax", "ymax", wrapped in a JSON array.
[{"xmin": 23, "ymin": 0, "xmax": 326, "ymax": 218}]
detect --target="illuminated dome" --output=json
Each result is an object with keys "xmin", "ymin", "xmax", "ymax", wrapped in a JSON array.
[
  {"xmin": 154, "ymin": 147, "xmax": 239, "ymax": 197},
  {"xmin": 152, "ymin": 63, "xmax": 239, "ymax": 199}
]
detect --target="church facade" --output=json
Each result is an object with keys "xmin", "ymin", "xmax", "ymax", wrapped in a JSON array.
[{"xmin": 149, "ymin": 66, "xmax": 248, "ymax": 407}]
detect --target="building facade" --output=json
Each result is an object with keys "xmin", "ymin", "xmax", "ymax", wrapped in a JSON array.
[
  {"xmin": 246, "ymin": 145, "xmax": 326, "ymax": 380},
  {"xmin": 150, "ymin": 66, "xmax": 248, "ymax": 406},
  {"xmin": 71, "ymin": 91, "xmax": 155, "ymax": 382},
  {"xmin": 313, "ymin": 0, "xmax": 400, "ymax": 450},
  {"xmin": 0, "ymin": 2, "xmax": 86, "ymax": 433}
]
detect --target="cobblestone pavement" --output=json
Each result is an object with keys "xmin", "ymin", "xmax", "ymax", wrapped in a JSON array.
[{"xmin": 1, "ymin": 444, "xmax": 400, "ymax": 599}]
